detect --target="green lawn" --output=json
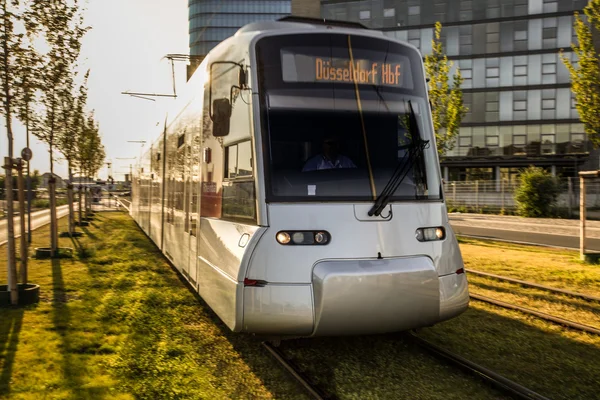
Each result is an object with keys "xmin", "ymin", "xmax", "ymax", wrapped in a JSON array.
[
  {"xmin": 278, "ymin": 239, "xmax": 600, "ymax": 400},
  {"xmin": 0, "ymin": 212, "xmax": 308, "ymax": 400},
  {"xmin": 2, "ymin": 215, "xmax": 599, "ymax": 400},
  {"xmin": 458, "ymin": 237, "xmax": 600, "ymax": 296}
]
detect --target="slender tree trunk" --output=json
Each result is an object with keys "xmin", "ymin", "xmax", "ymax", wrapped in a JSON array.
[
  {"xmin": 67, "ymin": 163, "xmax": 74, "ymax": 234},
  {"xmin": 49, "ymin": 100, "xmax": 58, "ymax": 255},
  {"xmin": 3, "ymin": 0, "xmax": 18, "ymax": 304},
  {"xmin": 49, "ymin": 140, "xmax": 58, "ymax": 256},
  {"xmin": 49, "ymin": 178, "xmax": 57, "ymax": 255},
  {"xmin": 17, "ymin": 160, "xmax": 27, "ymax": 284},
  {"xmin": 78, "ymin": 184, "xmax": 82, "ymax": 224},
  {"xmin": 4, "ymin": 158, "xmax": 18, "ymax": 304},
  {"xmin": 26, "ymin": 103, "xmax": 32, "ymax": 243}
]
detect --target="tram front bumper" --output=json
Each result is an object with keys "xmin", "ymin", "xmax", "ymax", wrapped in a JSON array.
[{"xmin": 243, "ymin": 256, "xmax": 447, "ymax": 337}]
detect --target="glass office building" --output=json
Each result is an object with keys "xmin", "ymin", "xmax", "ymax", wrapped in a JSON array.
[
  {"xmin": 322, "ymin": 0, "xmax": 594, "ymax": 182},
  {"xmin": 189, "ymin": 0, "xmax": 291, "ymax": 57}
]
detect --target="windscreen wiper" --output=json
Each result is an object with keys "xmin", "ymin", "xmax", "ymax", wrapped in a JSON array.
[{"xmin": 368, "ymin": 101, "xmax": 429, "ymax": 217}]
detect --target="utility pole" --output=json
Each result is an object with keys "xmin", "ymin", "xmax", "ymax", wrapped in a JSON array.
[{"xmin": 116, "ymin": 157, "xmax": 136, "ymax": 187}]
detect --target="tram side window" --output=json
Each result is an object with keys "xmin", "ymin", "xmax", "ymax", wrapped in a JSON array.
[{"xmin": 222, "ymin": 140, "xmax": 256, "ymax": 223}]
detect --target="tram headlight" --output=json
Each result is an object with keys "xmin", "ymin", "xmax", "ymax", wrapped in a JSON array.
[
  {"xmin": 416, "ymin": 227, "xmax": 446, "ymax": 242},
  {"xmin": 275, "ymin": 231, "xmax": 331, "ymax": 245},
  {"xmin": 276, "ymin": 232, "xmax": 291, "ymax": 244},
  {"xmin": 314, "ymin": 231, "xmax": 329, "ymax": 244}
]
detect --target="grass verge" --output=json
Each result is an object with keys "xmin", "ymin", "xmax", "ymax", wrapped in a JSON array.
[
  {"xmin": 418, "ymin": 301, "xmax": 600, "ymax": 400},
  {"xmin": 0, "ymin": 212, "xmax": 308, "ymax": 400},
  {"xmin": 279, "ymin": 298, "xmax": 600, "ymax": 400},
  {"xmin": 458, "ymin": 237, "xmax": 600, "ymax": 297}
]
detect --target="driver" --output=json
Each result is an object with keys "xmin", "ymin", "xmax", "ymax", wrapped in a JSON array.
[{"xmin": 302, "ymin": 136, "xmax": 357, "ymax": 172}]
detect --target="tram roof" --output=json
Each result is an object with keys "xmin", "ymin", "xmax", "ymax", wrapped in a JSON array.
[{"xmin": 235, "ymin": 16, "xmax": 385, "ymax": 38}]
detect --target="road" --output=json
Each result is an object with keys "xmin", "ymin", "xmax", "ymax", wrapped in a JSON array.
[
  {"xmin": 0, "ymin": 205, "xmax": 71, "ymax": 246},
  {"xmin": 2, "ymin": 205, "xmax": 596, "ymax": 251},
  {"xmin": 449, "ymin": 213, "xmax": 600, "ymax": 251}
]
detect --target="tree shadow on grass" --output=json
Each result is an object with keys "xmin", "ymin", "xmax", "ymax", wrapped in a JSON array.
[
  {"xmin": 79, "ymin": 226, "xmax": 98, "ymax": 241},
  {"xmin": 51, "ymin": 258, "xmax": 104, "ymax": 399},
  {"xmin": 0, "ymin": 308, "xmax": 24, "ymax": 395}
]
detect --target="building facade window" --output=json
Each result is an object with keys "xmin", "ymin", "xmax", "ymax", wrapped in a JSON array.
[
  {"xmin": 359, "ymin": 10, "xmax": 370, "ymax": 20},
  {"xmin": 383, "ymin": 8, "xmax": 395, "ymax": 18}
]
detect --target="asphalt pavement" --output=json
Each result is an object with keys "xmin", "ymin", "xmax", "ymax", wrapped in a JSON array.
[{"xmin": 449, "ymin": 213, "xmax": 600, "ymax": 251}]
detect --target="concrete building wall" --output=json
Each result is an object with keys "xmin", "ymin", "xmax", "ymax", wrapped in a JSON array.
[{"xmin": 292, "ymin": 0, "xmax": 321, "ymax": 18}]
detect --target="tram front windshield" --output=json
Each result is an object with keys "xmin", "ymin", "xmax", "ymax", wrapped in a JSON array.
[{"xmin": 256, "ymin": 33, "xmax": 441, "ymax": 202}]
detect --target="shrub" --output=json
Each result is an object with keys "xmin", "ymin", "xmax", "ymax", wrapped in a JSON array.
[{"xmin": 514, "ymin": 166, "xmax": 561, "ymax": 217}]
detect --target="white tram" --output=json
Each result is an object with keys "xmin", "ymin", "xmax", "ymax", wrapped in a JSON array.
[{"xmin": 131, "ymin": 17, "xmax": 469, "ymax": 338}]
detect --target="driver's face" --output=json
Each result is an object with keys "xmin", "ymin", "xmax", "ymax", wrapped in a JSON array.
[{"xmin": 323, "ymin": 140, "xmax": 340, "ymax": 158}]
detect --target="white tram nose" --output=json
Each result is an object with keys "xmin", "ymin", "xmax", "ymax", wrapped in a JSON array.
[{"xmin": 242, "ymin": 255, "xmax": 469, "ymax": 337}]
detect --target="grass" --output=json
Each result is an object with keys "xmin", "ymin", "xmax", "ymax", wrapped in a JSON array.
[
  {"xmin": 418, "ymin": 301, "xmax": 600, "ymax": 400},
  {"xmin": 455, "ymin": 237, "xmax": 600, "ymax": 379},
  {"xmin": 0, "ymin": 212, "xmax": 309, "ymax": 400},
  {"xmin": 278, "ymin": 299, "xmax": 600, "ymax": 400},
  {"xmin": 458, "ymin": 237, "xmax": 600, "ymax": 297},
  {"xmin": 278, "ymin": 334, "xmax": 511, "ymax": 400},
  {"xmin": 468, "ymin": 275, "xmax": 600, "ymax": 329},
  {"xmin": 2, "ymin": 214, "xmax": 599, "ymax": 399},
  {"xmin": 275, "ymin": 238, "xmax": 600, "ymax": 400}
]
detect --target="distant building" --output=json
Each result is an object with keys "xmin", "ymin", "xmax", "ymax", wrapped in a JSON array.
[
  {"xmin": 187, "ymin": 0, "xmax": 321, "ymax": 79},
  {"xmin": 321, "ymin": 0, "xmax": 593, "ymax": 182},
  {"xmin": 40, "ymin": 173, "xmax": 67, "ymax": 189}
]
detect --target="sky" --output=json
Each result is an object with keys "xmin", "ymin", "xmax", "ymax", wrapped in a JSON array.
[{"xmin": 1, "ymin": 0, "xmax": 189, "ymax": 180}]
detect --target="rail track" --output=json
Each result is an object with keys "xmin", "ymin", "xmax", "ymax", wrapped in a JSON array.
[
  {"xmin": 264, "ymin": 335, "xmax": 551, "ymax": 400},
  {"xmin": 470, "ymin": 293, "xmax": 600, "ymax": 336},
  {"xmin": 262, "ymin": 341, "xmax": 336, "ymax": 400},
  {"xmin": 467, "ymin": 270, "xmax": 600, "ymax": 336},
  {"xmin": 467, "ymin": 269, "xmax": 600, "ymax": 303}
]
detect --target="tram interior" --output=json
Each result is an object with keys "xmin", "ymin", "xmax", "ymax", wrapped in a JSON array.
[{"xmin": 268, "ymin": 109, "xmax": 418, "ymax": 198}]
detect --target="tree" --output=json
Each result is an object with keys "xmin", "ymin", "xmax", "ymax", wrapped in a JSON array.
[
  {"xmin": 58, "ymin": 70, "xmax": 89, "ymax": 234},
  {"xmin": 514, "ymin": 166, "xmax": 561, "ymax": 218},
  {"xmin": 33, "ymin": 1, "xmax": 86, "ymax": 254},
  {"xmin": 560, "ymin": 2, "xmax": 600, "ymax": 148},
  {"xmin": 0, "ymin": 0, "xmax": 41, "ymax": 304},
  {"xmin": 424, "ymin": 22, "xmax": 467, "ymax": 157}
]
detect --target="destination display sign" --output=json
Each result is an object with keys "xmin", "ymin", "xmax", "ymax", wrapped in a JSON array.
[
  {"xmin": 281, "ymin": 49, "xmax": 412, "ymax": 88},
  {"xmin": 315, "ymin": 58, "xmax": 402, "ymax": 86}
]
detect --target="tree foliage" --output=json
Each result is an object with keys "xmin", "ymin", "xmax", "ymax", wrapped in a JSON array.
[
  {"xmin": 77, "ymin": 112, "xmax": 105, "ymax": 179},
  {"xmin": 424, "ymin": 22, "xmax": 467, "ymax": 157},
  {"xmin": 34, "ymin": 1, "xmax": 87, "ymax": 175},
  {"xmin": 0, "ymin": 0, "xmax": 37, "ymax": 157},
  {"xmin": 58, "ymin": 69, "xmax": 89, "ymax": 179},
  {"xmin": 514, "ymin": 166, "xmax": 561, "ymax": 218},
  {"xmin": 560, "ymin": 1, "xmax": 600, "ymax": 148}
]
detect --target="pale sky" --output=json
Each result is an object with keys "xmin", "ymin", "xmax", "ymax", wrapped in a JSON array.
[{"xmin": 1, "ymin": 0, "xmax": 189, "ymax": 180}]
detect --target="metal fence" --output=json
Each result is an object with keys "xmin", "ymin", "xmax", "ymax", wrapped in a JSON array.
[{"xmin": 444, "ymin": 177, "xmax": 600, "ymax": 216}]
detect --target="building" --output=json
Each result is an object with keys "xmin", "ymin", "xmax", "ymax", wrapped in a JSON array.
[
  {"xmin": 40, "ymin": 173, "xmax": 67, "ymax": 189},
  {"xmin": 321, "ymin": 0, "xmax": 593, "ymax": 182},
  {"xmin": 187, "ymin": 1, "xmax": 321, "ymax": 79},
  {"xmin": 188, "ymin": 0, "xmax": 291, "ymax": 78}
]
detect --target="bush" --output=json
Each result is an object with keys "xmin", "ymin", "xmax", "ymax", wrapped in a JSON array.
[{"xmin": 514, "ymin": 166, "xmax": 561, "ymax": 217}]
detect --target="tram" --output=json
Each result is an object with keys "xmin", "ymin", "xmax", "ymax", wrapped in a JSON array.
[{"xmin": 131, "ymin": 17, "xmax": 469, "ymax": 338}]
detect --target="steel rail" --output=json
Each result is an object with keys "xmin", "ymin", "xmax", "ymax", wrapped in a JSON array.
[
  {"xmin": 262, "ymin": 341, "xmax": 336, "ymax": 400},
  {"xmin": 408, "ymin": 332, "xmax": 551, "ymax": 400},
  {"xmin": 113, "ymin": 196, "xmax": 131, "ymax": 212},
  {"xmin": 467, "ymin": 269, "xmax": 600, "ymax": 303},
  {"xmin": 471, "ymin": 293, "xmax": 600, "ymax": 336}
]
